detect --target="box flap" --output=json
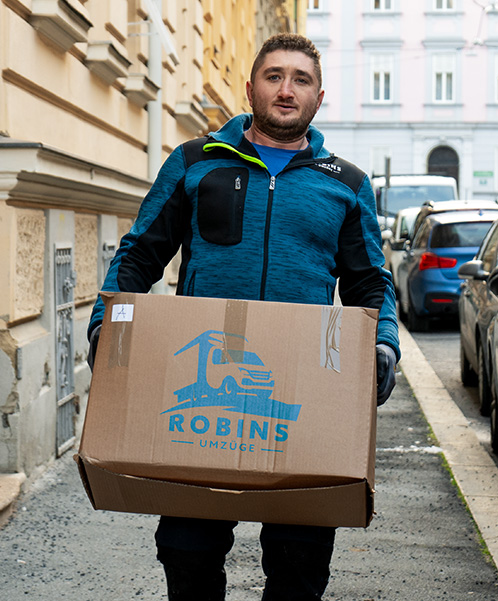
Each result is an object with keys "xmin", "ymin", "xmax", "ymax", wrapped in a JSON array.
[{"xmin": 79, "ymin": 458, "xmax": 374, "ymax": 528}]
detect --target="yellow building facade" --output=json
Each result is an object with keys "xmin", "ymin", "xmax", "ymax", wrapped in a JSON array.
[{"xmin": 0, "ymin": 0, "xmax": 305, "ymax": 481}]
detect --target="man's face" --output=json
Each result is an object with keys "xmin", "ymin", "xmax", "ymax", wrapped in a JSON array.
[{"xmin": 246, "ymin": 50, "xmax": 324, "ymax": 142}]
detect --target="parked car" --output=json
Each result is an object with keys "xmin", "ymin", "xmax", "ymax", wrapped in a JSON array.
[
  {"xmin": 458, "ymin": 220, "xmax": 498, "ymax": 416},
  {"xmin": 411, "ymin": 199, "xmax": 498, "ymax": 241},
  {"xmin": 372, "ymin": 173, "xmax": 458, "ymax": 230},
  {"xmin": 486, "ymin": 306, "xmax": 498, "ymax": 453},
  {"xmin": 382, "ymin": 206, "xmax": 421, "ymax": 292},
  {"xmin": 398, "ymin": 209, "xmax": 498, "ymax": 331}
]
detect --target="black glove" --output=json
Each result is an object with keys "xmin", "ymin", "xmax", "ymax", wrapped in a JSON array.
[
  {"xmin": 376, "ymin": 343, "xmax": 397, "ymax": 406},
  {"xmin": 87, "ymin": 325, "xmax": 102, "ymax": 372}
]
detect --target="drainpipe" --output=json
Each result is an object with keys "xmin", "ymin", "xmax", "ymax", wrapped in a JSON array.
[
  {"xmin": 144, "ymin": 0, "xmax": 180, "ymax": 293},
  {"xmin": 147, "ymin": 0, "xmax": 163, "ymax": 181}
]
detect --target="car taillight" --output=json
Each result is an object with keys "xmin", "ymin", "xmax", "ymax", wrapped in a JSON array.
[{"xmin": 418, "ymin": 252, "xmax": 457, "ymax": 271}]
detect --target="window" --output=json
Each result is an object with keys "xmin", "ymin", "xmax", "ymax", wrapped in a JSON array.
[
  {"xmin": 433, "ymin": 54, "xmax": 455, "ymax": 103},
  {"xmin": 412, "ymin": 221, "xmax": 431, "ymax": 250},
  {"xmin": 374, "ymin": 0, "xmax": 392, "ymax": 9},
  {"xmin": 307, "ymin": 0, "xmax": 321, "ymax": 9},
  {"xmin": 495, "ymin": 55, "xmax": 498, "ymax": 103},
  {"xmin": 431, "ymin": 222, "xmax": 494, "ymax": 249},
  {"xmin": 434, "ymin": 0, "xmax": 454, "ymax": 9},
  {"xmin": 480, "ymin": 224, "xmax": 498, "ymax": 273},
  {"xmin": 371, "ymin": 55, "xmax": 393, "ymax": 102}
]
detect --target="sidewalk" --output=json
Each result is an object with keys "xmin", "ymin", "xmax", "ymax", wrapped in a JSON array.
[
  {"xmin": 399, "ymin": 322, "xmax": 498, "ymax": 565},
  {"xmin": 1, "ymin": 325, "xmax": 498, "ymax": 599}
]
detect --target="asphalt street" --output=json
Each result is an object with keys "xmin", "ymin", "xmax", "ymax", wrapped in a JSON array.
[{"xmin": 1, "ymin": 354, "xmax": 498, "ymax": 599}]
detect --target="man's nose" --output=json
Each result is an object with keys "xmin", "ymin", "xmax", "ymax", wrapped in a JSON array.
[{"xmin": 277, "ymin": 78, "xmax": 294, "ymax": 97}]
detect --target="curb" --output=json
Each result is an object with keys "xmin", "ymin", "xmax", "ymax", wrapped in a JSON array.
[
  {"xmin": 399, "ymin": 322, "xmax": 498, "ymax": 568},
  {"xmin": 0, "ymin": 472, "xmax": 26, "ymax": 529}
]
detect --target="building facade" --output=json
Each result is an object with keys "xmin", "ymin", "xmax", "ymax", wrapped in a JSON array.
[
  {"xmin": 308, "ymin": 0, "xmax": 498, "ymax": 200},
  {"xmin": 0, "ymin": 0, "xmax": 304, "ymax": 481}
]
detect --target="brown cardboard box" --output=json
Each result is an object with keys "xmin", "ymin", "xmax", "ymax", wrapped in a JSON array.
[{"xmin": 76, "ymin": 292, "xmax": 379, "ymax": 527}]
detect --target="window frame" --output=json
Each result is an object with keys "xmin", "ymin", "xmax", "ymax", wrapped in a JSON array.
[
  {"xmin": 373, "ymin": 0, "xmax": 393, "ymax": 10},
  {"xmin": 495, "ymin": 54, "xmax": 498, "ymax": 104},
  {"xmin": 371, "ymin": 54, "xmax": 393, "ymax": 103},
  {"xmin": 432, "ymin": 54, "xmax": 455, "ymax": 104},
  {"xmin": 434, "ymin": 0, "xmax": 454, "ymax": 10}
]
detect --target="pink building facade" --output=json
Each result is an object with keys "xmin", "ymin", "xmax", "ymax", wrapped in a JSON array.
[{"xmin": 308, "ymin": 0, "xmax": 498, "ymax": 199}]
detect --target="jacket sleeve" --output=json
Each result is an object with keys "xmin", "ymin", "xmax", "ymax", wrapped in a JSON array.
[
  {"xmin": 335, "ymin": 174, "xmax": 401, "ymax": 361},
  {"xmin": 87, "ymin": 146, "xmax": 189, "ymax": 339}
]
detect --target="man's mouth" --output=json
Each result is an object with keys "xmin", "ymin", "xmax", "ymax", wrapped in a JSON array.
[{"xmin": 274, "ymin": 103, "xmax": 297, "ymax": 112}]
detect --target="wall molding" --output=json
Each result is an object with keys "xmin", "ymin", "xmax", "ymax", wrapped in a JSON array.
[{"xmin": 2, "ymin": 68, "xmax": 146, "ymax": 151}]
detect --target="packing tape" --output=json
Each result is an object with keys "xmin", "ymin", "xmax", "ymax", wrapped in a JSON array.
[
  {"xmin": 108, "ymin": 302, "xmax": 134, "ymax": 368},
  {"xmin": 320, "ymin": 306, "xmax": 343, "ymax": 372},
  {"xmin": 222, "ymin": 299, "xmax": 248, "ymax": 362}
]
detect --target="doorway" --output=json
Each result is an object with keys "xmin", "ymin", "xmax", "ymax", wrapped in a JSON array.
[{"xmin": 427, "ymin": 145, "xmax": 460, "ymax": 192}]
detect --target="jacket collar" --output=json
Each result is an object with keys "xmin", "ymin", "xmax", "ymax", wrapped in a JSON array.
[{"xmin": 208, "ymin": 113, "xmax": 327, "ymax": 158}]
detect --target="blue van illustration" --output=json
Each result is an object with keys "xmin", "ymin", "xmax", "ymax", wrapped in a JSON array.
[{"xmin": 161, "ymin": 330, "xmax": 301, "ymax": 421}]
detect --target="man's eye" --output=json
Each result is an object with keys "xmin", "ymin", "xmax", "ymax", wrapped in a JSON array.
[
  {"xmin": 268, "ymin": 74, "xmax": 280, "ymax": 81},
  {"xmin": 296, "ymin": 78, "xmax": 309, "ymax": 84}
]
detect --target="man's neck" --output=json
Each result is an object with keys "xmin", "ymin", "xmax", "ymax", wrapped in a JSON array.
[{"xmin": 244, "ymin": 125, "xmax": 308, "ymax": 151}]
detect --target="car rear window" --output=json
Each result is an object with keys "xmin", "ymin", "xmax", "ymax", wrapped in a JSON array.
[
  {"xmin": 382, "ymin": 185, "xmax": 455, "ymax": 215},
  {"xmin": 431, "ymin": 222, "xmax": 494, "ymax": 248}
]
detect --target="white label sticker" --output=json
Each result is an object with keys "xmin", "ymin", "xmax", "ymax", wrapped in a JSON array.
[{"xmin": 111, "ymin": 304, "xmax": 135, "ymax": 322}]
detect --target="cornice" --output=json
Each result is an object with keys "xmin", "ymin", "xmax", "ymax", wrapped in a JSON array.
[{"xmin": 0, "ymin": 140, "xmax": 150, "ymax": 217}]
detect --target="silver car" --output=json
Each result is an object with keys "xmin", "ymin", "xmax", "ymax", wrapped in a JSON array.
[{"xmin": 382, "ymin": 206, "xmax": 420, "ymax": 292}]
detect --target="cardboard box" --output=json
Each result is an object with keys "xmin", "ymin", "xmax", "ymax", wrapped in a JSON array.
[{"xmin": 76, "ymin": 293, "xmax": 379, "ymax": 527}]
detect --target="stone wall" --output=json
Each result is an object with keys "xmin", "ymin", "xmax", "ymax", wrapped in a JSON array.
[
  {"xmin": 14, "ymin": 209, "xmax": 45, "ymax": 323},
  {"xmin": 74, "ymin": 214, "xmax": 98, "ymax": 305}
]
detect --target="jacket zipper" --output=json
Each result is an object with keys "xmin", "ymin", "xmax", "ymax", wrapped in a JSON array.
[
  {"xmin": 260, "ymin": 176, "xmax": 276, "ymax": 300},
  {"xmin": 203, "ymin": 142, "xmax": 332, "ymax": 299}
]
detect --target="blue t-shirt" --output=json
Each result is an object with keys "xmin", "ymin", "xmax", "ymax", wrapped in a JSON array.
[{"xmin": 251, "ymin": 142, "xmax": 302, "ymax": 176}]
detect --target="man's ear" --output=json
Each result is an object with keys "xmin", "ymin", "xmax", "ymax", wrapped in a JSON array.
[
  {"xmin": 316, "ymin": 89, "xmax": 325, "ymax": 114},
  {"xmin": 246, "ymin": 80, "xmax": 254, "ymax": 108}
]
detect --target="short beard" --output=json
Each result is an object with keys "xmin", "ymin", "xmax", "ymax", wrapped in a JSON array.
[{"xmin": 251, "ymin": 103, "xmax": 317, "ymax": 142}]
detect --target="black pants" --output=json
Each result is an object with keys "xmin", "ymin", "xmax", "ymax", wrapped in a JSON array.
[{"xmin": 155, "ymin": 516, "xmax": 336, "ymax": 601}]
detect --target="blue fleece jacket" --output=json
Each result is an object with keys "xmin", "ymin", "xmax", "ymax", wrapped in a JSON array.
[{"xmin": 89, "ymin": 113, "xmax": 400, "ymax": 360}]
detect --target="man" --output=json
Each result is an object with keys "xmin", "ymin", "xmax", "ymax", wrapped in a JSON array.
[{"xmin": 88, "ymin": 33, "xmax": 399, "ymax": 601}]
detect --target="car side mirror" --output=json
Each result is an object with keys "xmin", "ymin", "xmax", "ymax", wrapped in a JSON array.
[{"xmin": 458, "ymin": 259, "xmax": 488, "ymax": 280}]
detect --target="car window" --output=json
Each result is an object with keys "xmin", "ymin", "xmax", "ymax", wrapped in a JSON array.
[
  {"xmin": 399, "ymin": 216, "xmax": 410, "ymax": 239},
  {"xmin": 412, "ymin": 220, "xmax": 431, "ymax": 249},
  {"xmin": 383, "ymin": 185, "xmax": 455, "ymax": 214},
  {"xmin": 480, "ymin": 223, "xmax": 498, "ymax": 272},
  {"xmin": 430, "ymin": 222, "xmax": 494, "ymax": 249},
  {"xmin": 391, "ymin": 214, "xmax": 399, "ymax": 236}
]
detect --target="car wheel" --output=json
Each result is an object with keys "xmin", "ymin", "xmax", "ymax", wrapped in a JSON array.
[
  {"xmin": 478, "ymin": 344, "xmax": 492, "ymax": 417},
  {"xmin": 491, "ymin": 372, "xmax": 498, "ymax": 454},
  {"xmin": 407, "ymin": 296, "xmax": 428, "ymax": 332},
  {"xmin": 223, "ymin": 375, "xmax": 237, "ymax": 396},
  {"xmin": 460, "ymin": 338, "xmax": 477, "ymax": 387}
]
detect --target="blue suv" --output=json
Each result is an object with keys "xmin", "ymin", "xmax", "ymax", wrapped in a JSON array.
[{"xmin": 397, "ymin": 209, "xmax": 498, "ymax": 331}]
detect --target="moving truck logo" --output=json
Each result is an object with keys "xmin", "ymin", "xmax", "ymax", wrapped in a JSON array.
[{"xmin": 161, "ymin": 330, "xmax": 301, "ymax": 422}]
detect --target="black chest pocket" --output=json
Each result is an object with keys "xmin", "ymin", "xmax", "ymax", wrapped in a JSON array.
[{"xmin": 197, "ymin": 167, "xmax": 248, "ymax": 245}]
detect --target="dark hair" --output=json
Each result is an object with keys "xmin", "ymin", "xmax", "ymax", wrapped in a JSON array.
[{"xmin": 250, "ymin": 33, "xmax": 322, "ymax": 89}]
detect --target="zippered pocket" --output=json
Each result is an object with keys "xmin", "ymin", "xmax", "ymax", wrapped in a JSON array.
[{"xmin": 197, "ymin": 167, "xmax": 248, "ymax": 245}]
